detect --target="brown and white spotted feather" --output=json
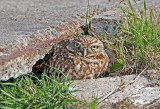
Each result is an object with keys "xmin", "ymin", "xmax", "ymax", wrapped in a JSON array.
[{"xmin": 34, "ymin": 35, "xmax": 109, "ymax": 80}]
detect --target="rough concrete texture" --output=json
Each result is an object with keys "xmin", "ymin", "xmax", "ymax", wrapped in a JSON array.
[
  {"xmin": 0, "ymin": 0, "xmax": 160, "ymax": 80},
  {"xmin": 72, "ymin": 70, "xmax": 160, "ymax": 108},
  {"xmin": 0, "ymin": 21, "xmax": 83, "ymax": 80}
]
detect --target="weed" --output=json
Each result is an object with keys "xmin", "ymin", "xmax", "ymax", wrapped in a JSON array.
[
  {"xmin": 0, "ymin": 73, "xmax": 85, "ymax": 109},
  {"xmin": 119, "ymin": 0, "xmax": 160, "ymax": 70},
  {"xmin": 99, "ymin": 0, "xmax": 160, "ymax": 74}
]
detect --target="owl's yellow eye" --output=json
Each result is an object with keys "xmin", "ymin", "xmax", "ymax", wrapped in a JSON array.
[
  {"xmin": 91, "ymin": 45, "xmax": 99, "ymax": 50},
  {"xmin": 74, "ymin": 42, "xmax": 81, "ymax": 48}
]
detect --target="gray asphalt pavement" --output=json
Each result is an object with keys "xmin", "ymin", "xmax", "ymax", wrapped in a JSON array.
[{"xmin": 0, "ymin": 0, "xmax": 119, "ymax": 44}]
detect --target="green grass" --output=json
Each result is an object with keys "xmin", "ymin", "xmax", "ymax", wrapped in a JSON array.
[
  {"xmin": 0, "ymin": 73, "xmax": 98, "ymax": 109},
  {"xmin": 0, "ymin": 73, "xmax": 86, "ymax": 109},
  {"xmin": 120, "ymin": 0, "xmax": 160, "ymax": 59},
  {"xmin": 98, "ymin": 0, "xmax": 160, "ymax": 73},
  {"xmin": 120, "ymin": 0, "xmax": 160, "ymax": 70}
]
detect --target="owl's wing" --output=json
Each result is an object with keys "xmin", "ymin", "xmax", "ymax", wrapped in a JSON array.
[{"xmin": 32, "ymin": 46, "xmax": 55, "ymax": 77}]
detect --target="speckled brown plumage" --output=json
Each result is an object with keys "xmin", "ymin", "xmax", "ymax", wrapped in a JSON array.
[{"xmin": 33, "ymin": 35, "xmax": 109, "ymax": 80}]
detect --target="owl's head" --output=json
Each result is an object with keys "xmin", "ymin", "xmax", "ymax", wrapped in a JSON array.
[{"xmin": 66, "ymin": 35, "xmax": 105, "ymax": 58}]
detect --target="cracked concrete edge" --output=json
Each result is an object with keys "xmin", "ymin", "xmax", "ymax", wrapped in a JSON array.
[{"xmin": 0, "ymin": 19, "xmax": 84, "ymax": 81}]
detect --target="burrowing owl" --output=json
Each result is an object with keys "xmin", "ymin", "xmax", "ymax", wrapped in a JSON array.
[{"xmin": 33, "ymin": 35, "xmax": 109, "ymax": 80}]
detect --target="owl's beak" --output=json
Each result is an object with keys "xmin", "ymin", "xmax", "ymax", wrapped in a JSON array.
[{"xmin": 82, "ymin": 48, "xmax": 87, "ymax": 57}]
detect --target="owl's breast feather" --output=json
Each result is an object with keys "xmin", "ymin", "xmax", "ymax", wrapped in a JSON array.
[{"xmin": 70, "ymin": 55, "xmax": 108, "ymax": 79}]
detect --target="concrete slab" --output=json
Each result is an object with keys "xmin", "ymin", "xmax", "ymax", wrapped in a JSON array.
[{"xmin": 72, "ymin": 70, "xmax": 160, "ymax": 108}]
